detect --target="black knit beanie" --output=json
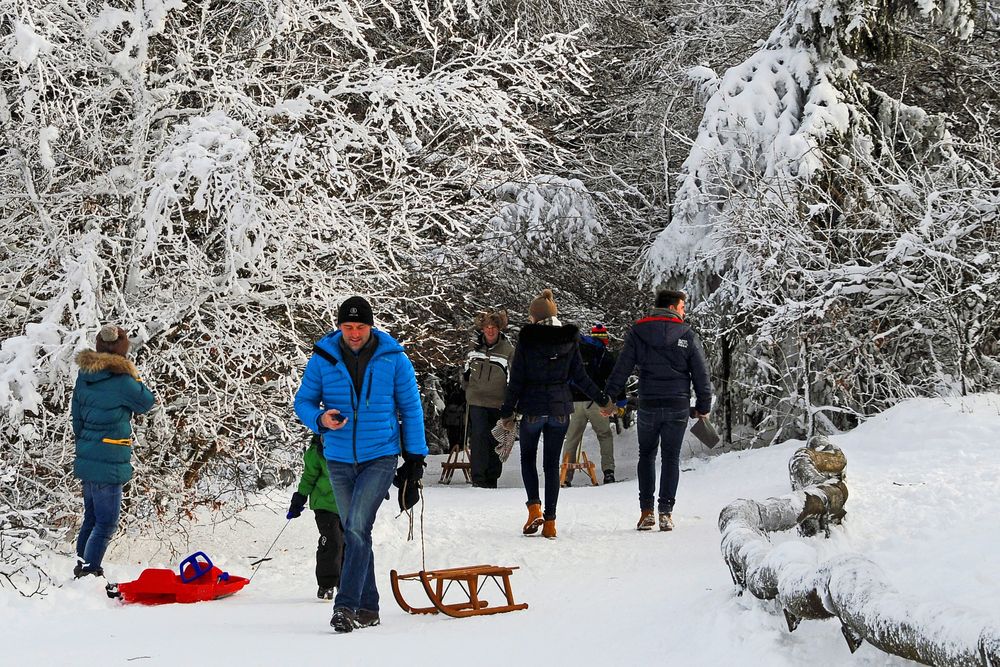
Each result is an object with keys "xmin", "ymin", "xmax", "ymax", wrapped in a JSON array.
[{"xmin": 338, "ymin": 296, "xmax": 374, "ymax": 326}]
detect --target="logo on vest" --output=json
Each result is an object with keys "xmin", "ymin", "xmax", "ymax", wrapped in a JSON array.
[{"xmin": 677, "ymin": 339, "xmax": 688, "ymax": 348}]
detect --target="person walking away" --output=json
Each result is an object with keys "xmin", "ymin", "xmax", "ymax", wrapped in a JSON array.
[
  {"xmin": 287, "ymin": 434, "xmax": 345, "ymax": 600},
  {"xmin": 499, "ymin": 289, "xmax": 613, "ymax": 539},
  {"xmin": 294, "ymin": 296, "xmax": 428, "ymax": 633},
  {"xmin": 562, "ymin": 323, "xmax": 621, "ymax": 486},
  {"xmin": 603, "ymin": 290, "xmax": 712, "ymax": 532},
  {"xmin": 72, "ymin": 324, "xmax": 156, "ymax": 578},
  {"xmin": 463, "ymin": 309, "xmax": 515, "ymax": 488}
]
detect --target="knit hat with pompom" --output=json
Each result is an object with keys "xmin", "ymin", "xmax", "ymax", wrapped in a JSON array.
[
  {"xmin": 96, "ymin": 324, "xmax": 129, "ymax": 356},
  {"xmin": 528, "ymin": 289, "xmax": 558, "ymax": 321}
]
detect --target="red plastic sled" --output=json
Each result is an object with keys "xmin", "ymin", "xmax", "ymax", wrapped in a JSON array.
[{"xmin": 107, "ymin": 551, "xmax": 249, "ymax": 605}]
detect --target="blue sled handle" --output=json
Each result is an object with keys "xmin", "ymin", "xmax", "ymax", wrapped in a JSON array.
[{"xmin": 179, "ymin": 551, "xmax": 213, "ymax": 583}]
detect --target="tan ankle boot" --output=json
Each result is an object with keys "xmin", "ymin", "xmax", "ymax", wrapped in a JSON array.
[
  {"xmin": 636, "ymin": 510, "xmax": 655, "ymax": 531},
  {"xmin": 542, "ymin": 519, "xmax": 557, "ymax": 539},
  {"xmin": 523, "ymin": 503, "xmax": 544, "ymax": 535}
]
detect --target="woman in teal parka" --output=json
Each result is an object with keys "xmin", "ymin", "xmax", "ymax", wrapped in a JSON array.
[
  {"xmin": 286, "ymin": 434, "xmax": 344, "ymax": 600},
  {"xmin": 71, "ymin": 325, "xmax": 155, "ymax": 577}
]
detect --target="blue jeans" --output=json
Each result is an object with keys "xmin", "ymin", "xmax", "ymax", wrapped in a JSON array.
[
  {"xmin": 636, "ymin": 408, "xmax": 689, "ymax": 513},
  {"xmin": 327, "ymin": 456, "xmax": 397, "ymax": 612},
  {"xmin": 76, "ymin": 481, "xmax": 123, "ymax": 570},
  {"xmin": 519, "ymin": 415, "xmax": 570, "ymax": 520}
]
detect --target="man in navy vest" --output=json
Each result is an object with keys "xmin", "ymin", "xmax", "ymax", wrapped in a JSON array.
[{"xmin": 603, "ymin": 290, "xmax": 712, "ymax": 532}]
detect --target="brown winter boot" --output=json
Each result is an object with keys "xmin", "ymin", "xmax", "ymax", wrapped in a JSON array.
[
  {"xmin": 542, "ymin": 519, "xmax": 557, "ymax": 539},
  {"xmin": 523, "ymin": 502, "xmax": 544, "ymax": 535},
  {"xmin": 658, "ymin": 512, "xmax": 674, "ymax": 531},
  {"xmin": 636, "ymin": 510, "xmax": 655, "ymax": 531}
]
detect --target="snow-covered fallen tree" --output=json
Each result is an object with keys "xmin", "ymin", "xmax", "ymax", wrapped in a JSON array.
[{"xmin": 719, "ymin": 435, "xmax": 1000, "ymax": 665}]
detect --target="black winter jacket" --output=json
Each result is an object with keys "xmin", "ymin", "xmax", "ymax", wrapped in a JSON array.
[
  {"xmin": 570, "ymin": 336, "xmax": 617, "ymax": 403},
  {"xmin": 604, "ymin": 311, "xmax": 712, "ymax": 414},
  {"xmin": 500, "ymin": 323, "xmax": 609, "ymax": 418}
]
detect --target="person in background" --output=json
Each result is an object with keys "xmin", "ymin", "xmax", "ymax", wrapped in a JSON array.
[
  {"xmin": 500, "ymin": 289, "xmax": 613, "ymax": 540},
  {"xmin": 562, "ymin": 323, "xmax": 621, "ymax": 486},
  {"xmin": 287, "ymin": 434, "xmax": 344, "ymax": 600},
  {"xmin": 603, "ymin": 290, "xmax": 712, "ymax": 532},
  {"xmin": 463, "ymin": 309, "xmax": 515, "ymax": 488},
  {"xmin": 294, "ymin": 296, "xmax": 427, "ymax": 633},
  {"xmin": 72, "ymin": 324, "xmax": 156, "ymax": 578}
]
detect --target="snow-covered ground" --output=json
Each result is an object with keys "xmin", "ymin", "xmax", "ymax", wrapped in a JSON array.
[{"xmin": 4, "ymin": 394, "xmax": 999, "ymax": 666}]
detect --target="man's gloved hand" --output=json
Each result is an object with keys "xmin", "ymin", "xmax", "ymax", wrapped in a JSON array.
[
  {"xmin": 402, "ymin": 453, "xmax": 425, "ymax": 484},
  {"xmin": 286, "ymin": 491, "xmax": 307, "ymax": 520},
  {"xmin": 615, "ymin": 399, "xmax": 628, "ymax": 409}
]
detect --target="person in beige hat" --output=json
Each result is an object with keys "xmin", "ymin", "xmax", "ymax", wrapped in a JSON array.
[{"xmin": 499, "ymin": 289, "xmax": 613, "ymax": 539}]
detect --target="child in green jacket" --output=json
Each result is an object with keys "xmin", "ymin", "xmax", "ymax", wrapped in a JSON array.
[{"xmin": 287, "ymin": 435, "xmax": 344, "ymax": 599}]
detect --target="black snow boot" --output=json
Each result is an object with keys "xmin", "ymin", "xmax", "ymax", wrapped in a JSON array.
[
  {"xmin": 330, "ymin": 607, "xmax": 357, "ymax": 633},
  {"xmin": 602, "ymin": 470, "xmax": 615, "ymax": 484},
  {"xmin": 355, "ymin": 609, "xmax": 380, "ymax": 628},
  {"xmin": 317, "ymin": 587, "xmax": 336, "ymax": 600}
]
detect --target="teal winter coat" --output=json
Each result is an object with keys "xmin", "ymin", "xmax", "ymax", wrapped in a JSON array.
[
  {"xmin": 294, "ymin": 329, "xmax": 428, "ymax": 464},
  {"xmin": 71, "ymin": 350, "xmax": 156, "ymax": 484}
]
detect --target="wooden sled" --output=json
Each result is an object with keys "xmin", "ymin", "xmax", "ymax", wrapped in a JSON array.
[
  {"xmin": 438, "ymin": 443, "xmax": 472, "ymax": 484},
  {"xmin": 390, "ymin": 565, "xmax": 528, "ymax": 618},
  {"xmin": 560, "ymin": 451, "xmax": 599, "ymax": 486}
]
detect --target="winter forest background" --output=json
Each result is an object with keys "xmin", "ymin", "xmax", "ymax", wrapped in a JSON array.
[{"xmin": 2, "ymin": 0, "xmax": 999, "ymax": 596}]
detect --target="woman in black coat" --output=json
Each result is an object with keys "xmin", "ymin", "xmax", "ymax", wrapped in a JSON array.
[{"xmin": 499, "ymin": 289, "xmax": 611, "ymax": 539}]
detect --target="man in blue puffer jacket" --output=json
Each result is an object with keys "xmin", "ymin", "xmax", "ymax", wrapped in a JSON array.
[
  {"xmin": 604, "ymin": 290, "xmax": 712, "ymax": 533},
  {"xmin": 294, "ymin": 296, "xmax": 427, "ymax": 633},
  {"xmin": 72, "ymin": 325, "xmax": 156, "ymax": 578}
]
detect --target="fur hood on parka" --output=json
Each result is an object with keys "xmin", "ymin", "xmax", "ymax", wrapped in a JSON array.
[
  {"xmin": 516, "ymin": 322, "xmax": 579, "ymax": 346},
  {"xmin": 76, "ymin": 350, "xmax": 141, "ymax": 381}
]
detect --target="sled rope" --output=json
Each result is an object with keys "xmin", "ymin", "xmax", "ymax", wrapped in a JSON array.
[
  {"xmin": 248, "ymin": 518, "xmax": 290, "ymax": 584},
  {"xmin": 398, "ymin": 480, "xmax": 427, "ymax": 572}
]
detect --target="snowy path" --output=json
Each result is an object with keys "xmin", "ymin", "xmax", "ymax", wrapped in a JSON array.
[{"xmin": 5, "ymin": 395, "xmax": 999, "ymax": 666}]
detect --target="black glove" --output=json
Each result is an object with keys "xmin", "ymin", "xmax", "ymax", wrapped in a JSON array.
[
  {"xmin": 393, "ymin": 455, "xmax": 425, "ymax": 512},
  {"xmin": 286, "ymin": 491, "xmax": 307, "ymax": 520},
  {"xmin": 402, "ymin": 454, "xmax": 425, "ymax": 484}
]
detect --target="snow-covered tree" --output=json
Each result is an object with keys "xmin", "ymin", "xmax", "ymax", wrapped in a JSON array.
[
  {"xmin": 643, "ymin": 0, "xmax": 999, "ymax": 443},
  {"xmin": 0, "ymin": 0, "xmax": 593, "ymax": 591}
]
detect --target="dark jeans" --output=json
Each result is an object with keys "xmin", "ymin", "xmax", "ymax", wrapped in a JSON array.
[
  {"xmin": 519, "ymin": 414, "xmax": 570, "ymax": 520},
  {"xmin": 636, "ymin": 407, "xmax": 689, "ymax": 513},
  {"xmin": 314, "ymin": 510, "xmax": 344, "ymax": 589},
  {"xmin": 327, "ymin": 456, "xmax": 396, "ymax": 612},
  {"xmin": 468, "ymin": 405, "xmax": 503, "ymax": 487},
  {"xmin": 76, "ymin": 481, "xmax": 123, "ymax": 570}
]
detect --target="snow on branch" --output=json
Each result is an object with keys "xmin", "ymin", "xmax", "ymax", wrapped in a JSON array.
[{"xmin": 719, "ymin": 436, "xmax": 1000, "ymax": 665}]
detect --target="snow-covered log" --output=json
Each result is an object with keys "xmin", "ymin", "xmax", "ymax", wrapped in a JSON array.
[{"xmin": 719, "ymin": 437, "xmax": 1000, "ymax": 665}]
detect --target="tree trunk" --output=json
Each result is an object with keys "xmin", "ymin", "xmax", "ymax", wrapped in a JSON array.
[{"xmin": 719, "ymin": 437, "xmax": 1000, "ymax": 665}]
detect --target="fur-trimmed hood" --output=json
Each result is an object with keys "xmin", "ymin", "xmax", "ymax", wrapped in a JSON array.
[
  {"xmin": 517, "ymin": 322, "xmax": 579, "ymax": 346},
  {"xmin": 75, "ymin": 350, "xmax": 141, "ymax": 381}
]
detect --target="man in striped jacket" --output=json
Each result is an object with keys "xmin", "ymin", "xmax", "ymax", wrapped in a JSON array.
[{"xmin": 463, "ymin": 309, "xmax": 515, "ymax": 488}]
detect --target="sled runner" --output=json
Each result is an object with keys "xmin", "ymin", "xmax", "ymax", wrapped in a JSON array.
[
  {"xmin": 390, "ymin": 565, "xmax": 528, "ymax": 618},
  {"xmin": 106, "ymin": 551, "xmax": 249, "ymax": 605}
]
